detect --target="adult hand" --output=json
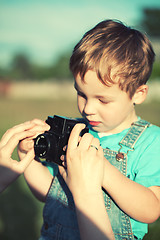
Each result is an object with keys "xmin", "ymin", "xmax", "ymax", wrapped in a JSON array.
[
  {"xmin": 59, "ymin": 124, "xmax": 115, "ymax": 240},
  {"xmin": 59, "ymin": 123, "xmax": 104, "ymax": 197},
  {"xmin": 18, "ymin": 119, "xmax": 50, "ymax": 161},
  {"xmin": 0, "ymin": 121, "xmax": 36, "ymax": 192}
]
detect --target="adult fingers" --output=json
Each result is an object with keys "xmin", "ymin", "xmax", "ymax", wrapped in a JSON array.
[
  {"xmin": 2, "ymin": 131, "xmax": 36, "ymax": 157},
  {"xmin": 0, "ymin": 121, "xmax": 35, "ymax": 147},
  {"xmin": 89, "ymin": 138, "xmax": 100, "ymax": 152},
  {"xmin": 30, "ymin": 118, "xmax": 47, "ymax": 126},
  {"xmin": 97, "ymin": 145, "xmax": 104, "ymax": 158},
  {"xmin": 77, "ymin": 133, "xmax": 94, "ymax": 150},
  {"xmin": 67, "ymin": 123, "xmax": 86, "ymax": 151},
  {"xmin": 27, "ymin": 125, "xmax": 49, "ymax": 137},
  {"xmin": 1, "ymin": 119, "xmax": 49, "ymax": 148}
]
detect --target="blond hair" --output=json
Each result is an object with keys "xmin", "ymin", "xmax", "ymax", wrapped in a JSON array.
[{"xmin": 70, "ymin": 20, "xmax": 155, "ymax": 98}]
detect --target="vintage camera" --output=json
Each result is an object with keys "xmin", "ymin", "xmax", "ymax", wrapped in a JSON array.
[{"xmin": 34, "ymin": 115, "xmax": 88, "ymax": 166}]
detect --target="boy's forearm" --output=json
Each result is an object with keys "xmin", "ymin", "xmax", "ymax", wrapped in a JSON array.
[
  {"xmin": 24, "ymin": 160, "xmax": 53, "ymax": 202},
  {"xmin": 103, "ymin": 159, "xmax": 160, "ymax": 223},
  {"xmin": 73, "ymin": 190, "xmax": 115, "ymax": 240}
]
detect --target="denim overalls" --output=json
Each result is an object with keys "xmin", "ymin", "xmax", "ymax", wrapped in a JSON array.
[{"xmin": 39, "ymin": 119, "xmax": 149, "ymax": 240}]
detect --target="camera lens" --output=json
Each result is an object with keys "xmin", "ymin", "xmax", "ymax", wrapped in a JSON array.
[{"xmin": 34, "ymin": 134, "xmax": 49, "ymax": 157}]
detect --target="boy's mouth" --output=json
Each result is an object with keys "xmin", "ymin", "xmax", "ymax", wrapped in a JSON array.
[{"xmin": 88, "ymin": 121, "xmax": 101, "ymax": 126}]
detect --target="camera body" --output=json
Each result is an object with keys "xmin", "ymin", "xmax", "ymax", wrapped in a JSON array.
[{"xmin": 34, "ymin": 115, "xmax": 88, "ymax": 166}]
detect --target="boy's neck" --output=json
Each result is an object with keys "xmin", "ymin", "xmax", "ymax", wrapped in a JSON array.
[{"xmin": 105, "ymin": 113, "xmax": 138, "ymax": 135}]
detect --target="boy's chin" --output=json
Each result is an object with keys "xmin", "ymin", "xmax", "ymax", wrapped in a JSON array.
[{"xmin": 89, "ymin": 125, "xmax": 104, "ymax": 133}]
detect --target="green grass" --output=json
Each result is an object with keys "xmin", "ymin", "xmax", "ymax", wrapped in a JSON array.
[
  {"xmin": 0, "ymin": 98, "xmax": 160, "ymax": 239},
  {"xmin": 0, "ymin": 98, "xmax": 80, "ymax": 134}
]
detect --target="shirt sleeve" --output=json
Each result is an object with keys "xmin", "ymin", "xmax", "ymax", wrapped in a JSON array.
[
  {"xmin": 134, "ymin": 130, "xmax": 160, "ymax": 188},
  {"xmin": 42, "ymin": 161, "xmax": 59, "ymax": 177}
]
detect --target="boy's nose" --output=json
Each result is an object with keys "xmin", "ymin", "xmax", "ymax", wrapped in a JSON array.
[{"xmin": 83, "ymin": 100, "xmax": 96, "ymax": 115}]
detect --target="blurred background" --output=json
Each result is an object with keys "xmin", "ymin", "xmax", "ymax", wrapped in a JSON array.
[{"xmin": 0, "ymin": 0, "xmax": 160, "ymax": 239}]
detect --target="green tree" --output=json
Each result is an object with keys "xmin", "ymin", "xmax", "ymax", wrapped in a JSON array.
[
  {"xmin": 50, "ymin": 52, "xmax": 72, "ymax": 80},
  {"xmin": 10, "ymin": 53, "xmax": 33, "ymax": 79},
  {"xmin": 141, "ymin": 8, "xmax": 160, "ymax": 37},
  {"xmin": 0, "ymin": 49, "xmax": 75, "ymax": 81}
]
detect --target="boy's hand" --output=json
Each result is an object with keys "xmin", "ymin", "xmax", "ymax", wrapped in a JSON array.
[
  {"xmin": 0, "ymin": 121, "xmax": 36, "ymax": 192},
  {"xmin": 18, "ymin": 119, "xmax": 50, "ymax": 161},
  {"xmin": 59, "ymin": 124, "xmax": 104, "ymax": 197}
]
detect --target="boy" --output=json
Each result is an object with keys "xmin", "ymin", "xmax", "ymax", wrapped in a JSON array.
[{"xmin": 19, "ymin": 19, "xmax": 160, "ymax": 239}]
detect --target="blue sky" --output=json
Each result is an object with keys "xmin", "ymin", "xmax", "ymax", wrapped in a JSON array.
[{"xmin": 0, "ymin": 0, "xmax": 160, "ymax": 67}]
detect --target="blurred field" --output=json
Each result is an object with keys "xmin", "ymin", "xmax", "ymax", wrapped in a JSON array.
[{"xmin": 0, "ymin": 84, "xmax": 160, "ymax": 239}]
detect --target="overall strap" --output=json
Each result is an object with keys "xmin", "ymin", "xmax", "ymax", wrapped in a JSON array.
[{"xmin": 119, "ymin": 119, "xmax": 150, "ymax": 149}]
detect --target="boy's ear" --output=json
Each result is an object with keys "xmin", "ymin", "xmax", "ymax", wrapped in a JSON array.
[{"xmin": 132, "ymin": 85, "xmax": 148, "ymax": 105}]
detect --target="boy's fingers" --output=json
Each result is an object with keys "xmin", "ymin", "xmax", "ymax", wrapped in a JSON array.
[
  {"xmin": 16, "ymin": 149, "xmax": 35, "ymax": 173},
  {"xmin": 67, "ymin": 124, "xmax": 86, "ymax": 151},
  {"xmin": 18, "ymin": 139, "xmax": 34, "ymax": 153}
]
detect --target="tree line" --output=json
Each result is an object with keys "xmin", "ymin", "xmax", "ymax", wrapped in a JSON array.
[
  {"xmin": 0, "ymin": 8, "xmax": 160, "ymax": 82},
  {"xmin": 0, "ymin": 51, "xmax": 73, "ymax": 81}
]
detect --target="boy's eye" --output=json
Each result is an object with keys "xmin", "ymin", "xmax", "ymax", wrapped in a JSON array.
[{"xmin": 99, "ymin": 99, "xmax": 109, "ymax": 104}]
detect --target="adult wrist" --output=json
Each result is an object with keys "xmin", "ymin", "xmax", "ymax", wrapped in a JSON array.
[{"xmin": 72, "ymin": 188, "xmax": 103, "ymax": 208}]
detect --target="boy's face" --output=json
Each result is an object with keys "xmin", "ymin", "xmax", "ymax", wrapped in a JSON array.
[{"xmin": 74, "ymin": 70, "xmax": 137, "ymax": 134}]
